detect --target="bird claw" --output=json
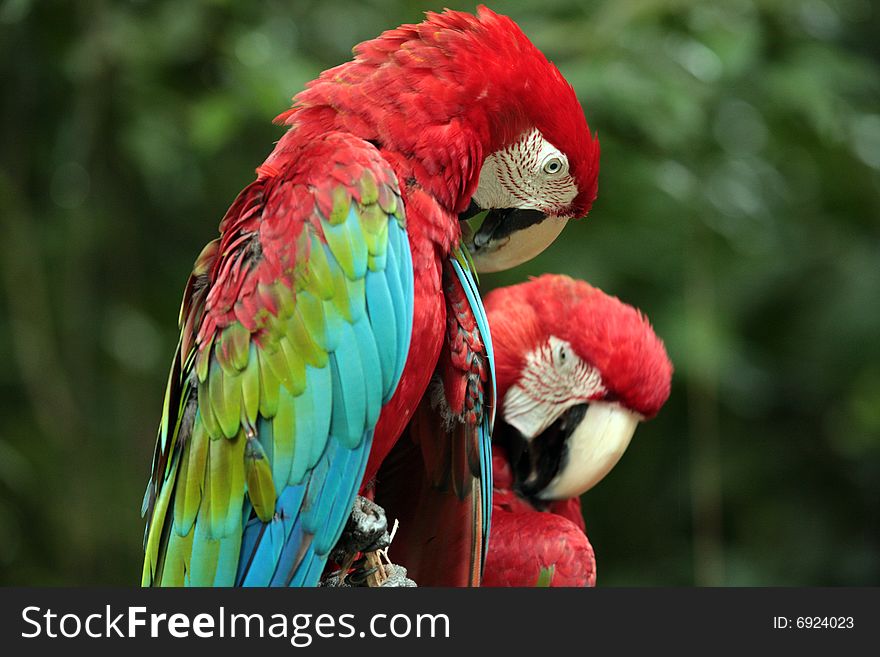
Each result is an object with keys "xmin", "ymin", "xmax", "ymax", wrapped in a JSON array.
[
  {"xmin": 346, "ymin": 561, "xmax": 379, "ymax": 586},
  {"xmin": 321, "ymin": 495, "xmax": 417, "ymax": 587},
  {"xmin": 320, "ymin": 561, "xmax": 416, "ymax": 588},
  {"xmin": 329, "ymin": 495, "xmax": 390, "ymax": 562},
  {"xmin": 378, "ymin": 563, "xmax": 417, "ymax": 587},
  {"xmin": 319, "ymin": 569, "xmax": 352, "ymax": 587}
]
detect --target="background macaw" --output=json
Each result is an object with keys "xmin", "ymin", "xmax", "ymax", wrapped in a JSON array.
[
  {"xmin": 477, "ymin": 275, "xmax": 672, "ymax": 587},
  {"xmin": 141, "ymin": 8, "xmax": 600, "ymax": 587}
]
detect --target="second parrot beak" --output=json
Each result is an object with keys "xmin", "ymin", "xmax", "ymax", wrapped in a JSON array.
[
  {"xmin": 460, "ymin": 205, "xmax": 568, "ymax": 273},
  {"xmin": 507, "ymin": 401, "xmax": 640, "ymax": 502},
  {"xmin": 534, "ymin": 401, "xmax": 640, "ymax": 500}
]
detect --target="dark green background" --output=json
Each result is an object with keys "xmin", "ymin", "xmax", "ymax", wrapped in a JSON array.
[{"xmin": 1, "ymin": 0, "xmax": 878, "ymax": 586}]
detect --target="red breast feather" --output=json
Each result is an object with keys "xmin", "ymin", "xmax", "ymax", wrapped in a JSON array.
[{"xmin": 482, "ymin": 504, "xmax": 596, "ymax": 587}]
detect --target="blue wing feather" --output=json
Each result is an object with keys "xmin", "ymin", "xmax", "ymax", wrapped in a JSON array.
[
  {"xmin": 352, "ymin": 315, "xmax": 383, "ymax": 427},
  {"xmin": 291, "ymin": 365, "xmax": 333, "ymax": 484},
  {"xmin": 214, "ymin": 534, "xmax": 242, "ymax": 586},
  {"xmin": 383, "ymin": 225, "xmax": 411, "ymax": 390},
  {"xmin": 450, "ymin": 258, "xmax": 495, "ymax": 564},
  {"xmin": 238, "ymin": 485, "xmax": 305, "ymax": 586},
  {"xmin": 328, "ymin": 324, "xmax": 368, "ymax": 449},
  {"xmin": 365, "ymin": 270, "xmax": 398, "ymax": 397},
  {"xmin": 189, "ymin": 510, "xmax": 220, "ymax": 586}
]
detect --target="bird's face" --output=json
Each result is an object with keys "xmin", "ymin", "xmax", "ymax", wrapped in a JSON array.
[
  {"xmin": 462, "ymin": 128, "xmax": 598, "ymax": 273},
  {"xmin": 485, "ymin": 275, "xmax": 672, "ymax": 502},
  {"xmin": 461, "ymin": 130, "xmax": 578, "ymax": 272},
  {"xmin": 498, "ymin": 334, "xmax": 643, "ymax": 501}
]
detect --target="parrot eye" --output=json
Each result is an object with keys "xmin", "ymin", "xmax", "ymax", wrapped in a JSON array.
[
  {"xmin": 549, "ymin": 338, "xmax": 572, "ymax": 369},
  {"xmin": 542, "ymin": 157, "xmax": 564, "ymax": 175}
]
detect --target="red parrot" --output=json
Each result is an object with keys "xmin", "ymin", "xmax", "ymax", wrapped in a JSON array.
[
  {"xmin": 141, "ymin": 9, "xmax": 599, "ymax": 587},
  {"xmin": 479, "ymin": 275, "xmax": 673, "ymax": 587}
]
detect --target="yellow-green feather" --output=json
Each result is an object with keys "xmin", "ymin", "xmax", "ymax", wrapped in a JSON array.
[
  {"xmin": 304, "ymin": 232, "xmax": 336, "ymax": 300},
  {"xmin": 323, "ymin": 214, "xmax": 366, "ymax": 281},
  {"xmin": 208, "ymin": 360, "xmax": 240, "ymax": 439},
  {"xmin": 161, "ymin": 530, "xmax": 194, "ymax": 587},
  {"xmin": 358, "ymin": 168, "xmax": 379, "ymax": 206},
  {"xmin": 225, "ymin": 431, "xmax": 247, "ymax": 535},
  {"xmin": 189, "ymin": 504, "xmax": 221, "ymax": 585},
  {"xmin": 203, "ymin": 429, "xmax": 247, "ymax": 540},
  {"xmin": 328, "ymin": 258, "xmax": 365, "ymax": 324},
  {"xmin": 218, "ymin": 323, "xmax": 250, "ymax": 374},
  {"xmin": 376, "ymin": 181, "xmax": 398, "ymax": 216},
  {"xmin": 271, "ymin": 388, "xmax": 296, "ymax": 492},
  {"xmin": 208, "ymin": 438, "xmax": 230, "ymax": 537},
  {"xmin": 287, "ymin": 310, "xmax": 328, "ymax": 369},
  {"xmin": 174, "ymin": 418, "xmax": 208, "ymax": 535},
  {"xmin": 535, "ymin": 566, "xmax": 555, "ymax": 587},
  {"xmin": 257, "ymin": 349, "xmax": 280, "ymax": 418},
  {"xmin": 274, "ymin": 280, "xmax": 297, "ymax": 319},
  {"xmin": 142, "ymin": 455, "xmax": 179, "ymax": 585},
  {"xmin": 296, "ymin": 290, "xmax": 329, "ymax": 351},
  {"xmin": 362, "ymin": 203, "xmax": 389, "ymax": 272},
  {"xmin": 328, "ymin": 185, "xmax": 351, "ymax": 225},
  {"xmin": 240, "ymin": 344, "xmax": 260, "ymax": 427},
  {"xmin": 279, "ymin": 336, "xmax": 307, "ymax": 396},
  {"xmin": 197, "ymin": 384, "xmax": 222, "ymax": 440},
  {"xmin": 260, "ymin": 343, "xmax": 295, "ymax": 394},
  {"xmin": 196, "ymin": 334, "xmax": 214, "ymax": 383},
  {"xmin": 244, "ymin": 437, "xmax": 276, "ymax": 522}
]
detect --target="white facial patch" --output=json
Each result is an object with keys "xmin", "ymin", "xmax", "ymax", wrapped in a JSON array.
[
  {"xmin": 472, "ymin": 129, "xmax": 578, "ymax": 216},
  {"xmin": 537, "ymin": 401, "xmax": 641, "ymax": 500},
  {"xmin": 503, "ymin": 335, "xmax": 606, "ymax": 439}
]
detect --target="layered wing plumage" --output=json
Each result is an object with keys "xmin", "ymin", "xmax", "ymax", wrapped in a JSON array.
[
  {"xmin": 375, "ymin": 250, "xmax": 494, "ymax": 586},
  {"xmin": 142, "ymin": 132, "xmax": 413, "ymax": 587}
]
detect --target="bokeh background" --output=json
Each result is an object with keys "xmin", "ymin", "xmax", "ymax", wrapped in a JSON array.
[{"xmin": 1, "ymin": 0, "xmax": 878, "ymax": 586}]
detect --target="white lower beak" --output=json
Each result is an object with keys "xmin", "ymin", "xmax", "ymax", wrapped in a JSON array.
[
  {"xmin": 471, "ymin": 216, "xmax": 568, "ymax": 273},
  {"xmin": 537, "ymin": 401, "xmax": 640, "ymax": 500}
]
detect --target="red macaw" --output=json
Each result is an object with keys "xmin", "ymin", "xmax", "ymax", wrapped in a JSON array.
[
  {"xmin": 141, "ymin": 9, "xmax": 599, "ymax": 587},
  {"xmin": 478, "ymin": 275, "xmax": 672, "ymax": 587}
]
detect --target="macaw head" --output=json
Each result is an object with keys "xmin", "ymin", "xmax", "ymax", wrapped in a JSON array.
[
  {"xmin": 457, "ymin": 21, "xmax": 601, "ymax": 274},
  {"xmin": 484, "ymin": 275, "xmax": 673, "ymax": 501},
  {"xmin": 281, "ymin": 7, "xmax": 599, "ymax": 273}
]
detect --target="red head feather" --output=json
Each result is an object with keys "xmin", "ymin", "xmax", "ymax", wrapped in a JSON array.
[
  {"xmin": 485, "ymin": 274, "xmax": 673, "ymax": 419},
  {"xmin": 273, "ymin": 7, "xmax": 599, "ymax": 219}
]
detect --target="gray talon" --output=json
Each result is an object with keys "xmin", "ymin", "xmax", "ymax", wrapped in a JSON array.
[
  {"xmin": 323, "ymin": 496, "xmax": 417, "ymax": 587},
  {"xmin": 319, "ymin": 570, "xmax": 349, "ymax": 587},
  {"xmin": 320, "ymin": 562, "xmax": 416, "ymax": 587},
  {"xmin": 330, "ymin": 496, "xmax": 390, "ymax": 562},
  {"xmin": 380, "ymin": 563, "xmax": 416, "ymax": 587}
]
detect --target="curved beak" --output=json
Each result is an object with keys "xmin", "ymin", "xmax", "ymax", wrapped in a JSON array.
[
  {"xmin": 460, "ymin": 206, "xmax": 568, "ymax": 273},
  {"xmin": 536, "ymin": 401, "xmax": 640, "ymax": 500},
  {"xmin": 503, "ymin": 401, "xmax": 640, "ymax": 502}
]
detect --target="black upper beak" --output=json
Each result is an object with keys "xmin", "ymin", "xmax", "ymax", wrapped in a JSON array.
[
  {"xmin": 459, "ymin": 199, "xmax": 482, "ymax": 222},
  {"xmin": 473, "ymin": 208, "xmax": 547, "ymax": 250},
  {"xmin": 497, "ymin": 403, "xmax": 589, "ymax": 504},
  {"xmin": 459, "ymin": 201, "xmax": 547, "ymax": 251}
]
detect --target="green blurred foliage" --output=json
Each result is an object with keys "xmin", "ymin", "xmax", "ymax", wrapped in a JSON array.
[{"xmin": 0, "ymin": 0, "xmax": 877, "ymax": 585}]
